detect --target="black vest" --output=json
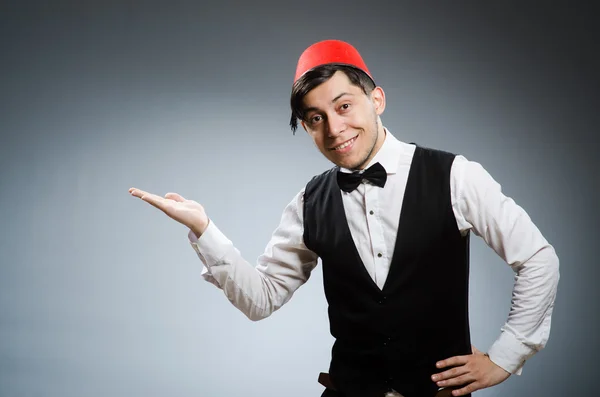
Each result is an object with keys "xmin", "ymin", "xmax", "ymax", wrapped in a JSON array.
[{"xmin": 303, "ymin": 146, "xmax": 472, "ymax": 397}]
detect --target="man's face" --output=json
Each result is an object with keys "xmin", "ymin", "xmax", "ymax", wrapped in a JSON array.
[{"xmin": 301, "ymin": 70, "xmax": 386, "ymax": 170}]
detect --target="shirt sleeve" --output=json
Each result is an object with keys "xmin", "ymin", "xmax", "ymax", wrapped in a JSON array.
[
  {"xmin": 450, "ymin": 155, "xmax": 560, "ymax": 375},
  {"xmin": 187, "ymin": 188, "xmax": 319, "ymax": 321}
]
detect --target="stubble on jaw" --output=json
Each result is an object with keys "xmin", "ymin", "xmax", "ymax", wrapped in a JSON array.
[{"xmin": 348, "ymin": 118, "xmax": 380, "ymax": 171}]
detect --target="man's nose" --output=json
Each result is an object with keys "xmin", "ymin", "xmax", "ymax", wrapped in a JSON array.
[{"xmin": 326, "ymin": 113, "xmax": 346, "ymax": 137}]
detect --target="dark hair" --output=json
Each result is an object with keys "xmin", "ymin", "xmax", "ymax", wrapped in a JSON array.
[{"xmin": 289, "ymin": 64, "xmax": 376, "ymax": 133}]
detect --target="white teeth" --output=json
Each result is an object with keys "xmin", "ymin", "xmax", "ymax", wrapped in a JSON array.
[{"xmin": 334, "ymin": 137, "xmax": 355, "ymax": 150}]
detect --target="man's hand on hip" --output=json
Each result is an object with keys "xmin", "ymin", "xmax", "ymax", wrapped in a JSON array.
[{"xmin": 431, "ymin": 345, "xmax": 510, "ymax": 396}]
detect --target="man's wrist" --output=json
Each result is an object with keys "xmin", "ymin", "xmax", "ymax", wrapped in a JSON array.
[{"xmin": 191, "ymin": 219, "xmax": 209, "ymax": 239}]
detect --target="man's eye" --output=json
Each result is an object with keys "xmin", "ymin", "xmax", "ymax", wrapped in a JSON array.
[
  {"xmin": 311, "ymin": 115, "xmax": 322, "ymax": 124},
  {"xmin": 340, "ymin": 103, "xmax": 350, "ymax": 111}
]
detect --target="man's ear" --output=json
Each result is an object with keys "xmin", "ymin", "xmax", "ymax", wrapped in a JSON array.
[{"xmin": 370, "ymin": 86, "xmax": 386, "ymax": 116}]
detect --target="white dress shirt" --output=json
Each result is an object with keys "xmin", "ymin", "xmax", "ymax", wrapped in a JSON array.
[{"xmin": 188, "ymin": 128, "xmax": 560, "ymax": 376}]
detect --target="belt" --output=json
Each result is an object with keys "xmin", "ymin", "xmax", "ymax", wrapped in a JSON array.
[{"xmin": 318, "ymin": 373, "xmax": 459, "ymax": 397}]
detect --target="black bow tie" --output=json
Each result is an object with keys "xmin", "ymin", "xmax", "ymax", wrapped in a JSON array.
[{"xmin": 337, "ymin": 162, "xmax": 387, "ymax": 193}]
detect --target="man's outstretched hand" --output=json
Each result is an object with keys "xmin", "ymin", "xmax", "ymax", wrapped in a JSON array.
[
  {"xmin": 129, "ymin": 188, "xmax": 209, "ymax": 238},
  {"xmin": 432, "ymin": 345, "xmax": 511, "ymax": 396}
]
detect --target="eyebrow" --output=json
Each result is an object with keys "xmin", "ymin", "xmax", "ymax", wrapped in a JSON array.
[{"xmin": 303, "ymin": 92, "xmax": 353, "ymax": 113}]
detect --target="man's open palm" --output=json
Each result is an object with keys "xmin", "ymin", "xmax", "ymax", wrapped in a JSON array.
[{"xmin": 129, "ymin": 188, "xmax": 209, "ymax": 237}]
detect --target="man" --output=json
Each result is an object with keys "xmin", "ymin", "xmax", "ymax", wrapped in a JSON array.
[{"xmin": 129, "ymin": 40, "xmax": 559, "ymax": 397}]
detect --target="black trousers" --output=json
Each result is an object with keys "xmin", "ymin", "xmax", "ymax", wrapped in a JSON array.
[{"xmin": 320, "ymin": 388, "xmax": 469, "ymax": 397}]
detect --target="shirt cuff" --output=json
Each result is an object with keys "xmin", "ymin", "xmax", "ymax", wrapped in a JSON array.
[
  {"xmin": 187, "ymin": 221, "xmax": 232, "ymax": 288},
  {"xmin": 187, "ymin": 220, "xmax": 232, "ymax": 264},
  {"xmin": 487, "ymin": 330, "xmax": 537, "ymax": 375}
]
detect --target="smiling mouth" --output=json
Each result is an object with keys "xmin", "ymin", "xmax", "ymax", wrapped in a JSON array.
[{"xmin": 329, "ymin": 135, "xmax": 358, "ymax": 151}]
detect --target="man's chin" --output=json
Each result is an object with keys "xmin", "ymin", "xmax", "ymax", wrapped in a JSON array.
[{"xmin": 332, "ymin": 158, "xmax": 363, "ymax": 171}]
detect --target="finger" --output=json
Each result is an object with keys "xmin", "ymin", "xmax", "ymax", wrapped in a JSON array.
[
  {"xmin": 432, "ymin": 365, "xmax": 469, "ymax": 381},
  {"xmin": 437, "ymin": 373, "xmax": 474, "ymax": 388},
  {"xmin": 140, "ymin": 192, "xmax": 169, "ymax": 211},
  {"xmin": 436, "ymin": 355, "xmax": 469, "ymax": 369},
  {"xmin": 165, "ymin": 192, "xmax": 186, "ymax": 202},
  {"xmin": 129, "ymin": 188, "xmax": 167, "ymax": 207},
  {"xmin": 451, "ymin": 381, "xmax": 481, "ymax": 396},
  {"xmin": 129, "ymin": 187, "xmax": 148, "ymax": 198},
  {"xmin": 130, "ymin": 188, "xmax": 158, "ymax": 200}
]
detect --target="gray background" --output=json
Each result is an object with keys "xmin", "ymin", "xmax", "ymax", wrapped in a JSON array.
[{"xmin": 1, "ymin": 1, "xmax": 598, "ymax": 396}]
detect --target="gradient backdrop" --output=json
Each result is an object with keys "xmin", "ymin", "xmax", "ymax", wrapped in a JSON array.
[{"xmin": 1, "ymin": 2, "xmax": 598, "ymax": 396}]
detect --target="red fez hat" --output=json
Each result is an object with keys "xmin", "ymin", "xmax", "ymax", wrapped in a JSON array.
[{"xmin": 293, "ymin": 40, "xmax": 373, "ymax": 84}]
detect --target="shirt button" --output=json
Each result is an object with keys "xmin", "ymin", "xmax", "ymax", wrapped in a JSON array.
[
  {"xmin": 369, "ymin": 210, "xmax": 374, "ymax": 215},
  {"xmin": 377, "ymin": 253, "xmax": 382, "ymax": 258}
]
